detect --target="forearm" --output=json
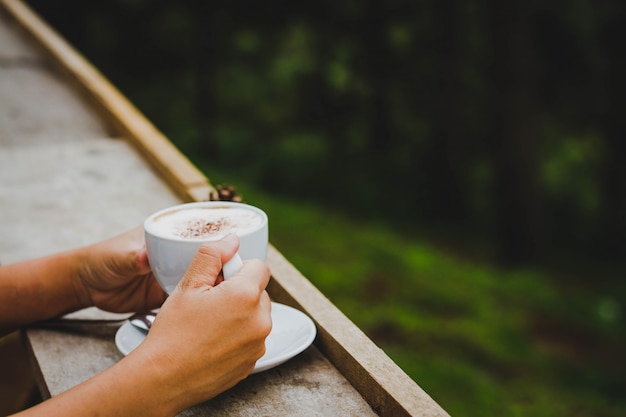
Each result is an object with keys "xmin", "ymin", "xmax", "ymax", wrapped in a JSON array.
[
  {"xmin": 0, "ymin": 249, "xmax": 90, "ymax": 336},
  {"xmin": 12, "ymin": 349, "xmax": 184, "ymax": 417}
]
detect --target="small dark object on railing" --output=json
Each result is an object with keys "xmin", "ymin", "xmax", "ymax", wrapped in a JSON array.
[{"xmin": 209, "ymin": 184, "xmax": 243, "ymax": 202}]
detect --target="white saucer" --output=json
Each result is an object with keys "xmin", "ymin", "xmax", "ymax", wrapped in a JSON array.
[{"xmin": 115, "ymin": 302, "xmax": 316, "ymax": 374}]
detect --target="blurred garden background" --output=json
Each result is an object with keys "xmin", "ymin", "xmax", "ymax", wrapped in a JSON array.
[{"xmin": 27, "ymin": 0, "xmax": 625, "ymax": 415}]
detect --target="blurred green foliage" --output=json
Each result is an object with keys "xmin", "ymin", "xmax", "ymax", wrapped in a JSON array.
[{"xmin": 27, "ymin": 0, "xmax": 626, "ymax": 415}]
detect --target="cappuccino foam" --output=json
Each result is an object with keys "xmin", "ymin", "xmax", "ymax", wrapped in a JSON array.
[{"xmin": 149, "ymin": 207, "xmax": 263, "ymax": 240}]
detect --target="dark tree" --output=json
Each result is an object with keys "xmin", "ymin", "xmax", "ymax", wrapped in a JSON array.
[
  {"xmin": 486, "ymin": 0, "xmax": 543, "ymax": 265},
  {"xmin": 598, "ymin": 3, "xmax": 626, "ymax": 256}
]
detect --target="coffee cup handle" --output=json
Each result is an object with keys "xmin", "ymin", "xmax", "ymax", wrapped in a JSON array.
[{"xmin": 222, "ymin": 252, "xmax": 243, "ymax": 280}]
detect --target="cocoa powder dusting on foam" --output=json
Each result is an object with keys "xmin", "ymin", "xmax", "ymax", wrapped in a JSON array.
[{"xmin": 179, "ymin": 217, "xmax": 230, "ymax": 238}]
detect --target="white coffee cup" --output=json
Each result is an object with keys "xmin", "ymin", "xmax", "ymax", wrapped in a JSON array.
[{"xmin": 144, "ymin": 201, "xmax": 268, "ymax": 293}]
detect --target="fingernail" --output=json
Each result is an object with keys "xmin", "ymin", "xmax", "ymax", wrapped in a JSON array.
[{"xmin": 221, "ymin": 233, "xmax": 238, "ymax": 244}]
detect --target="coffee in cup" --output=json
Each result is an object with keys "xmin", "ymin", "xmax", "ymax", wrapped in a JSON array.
[{"xmin": 144, "ymin": 201, "xmax": 268, "ymax": 293}]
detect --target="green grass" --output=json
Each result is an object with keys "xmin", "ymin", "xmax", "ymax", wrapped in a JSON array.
[{"xmin": 200, "ymin": 167, "xmax": 625, "ymax": 417}]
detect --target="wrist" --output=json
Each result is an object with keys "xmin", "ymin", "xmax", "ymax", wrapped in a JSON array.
[
  {"xmin": 66, "ymin": 247, "xmax": 95, "ymax": 310},
  {"xmin": 113, "ymin": 347, "xmax": 189, "ymax": 416}
]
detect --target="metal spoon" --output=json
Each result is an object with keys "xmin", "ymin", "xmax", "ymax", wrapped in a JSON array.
[
  {"xmin": 129, "ymin": 311, "xmax": 156, "ymax": 332},
  {"xmin": 128, "ymin": 253, "xmax": 243, "ymax": 333}
]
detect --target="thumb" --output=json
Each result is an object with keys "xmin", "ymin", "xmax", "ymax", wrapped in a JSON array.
[
  {"xmin": 134, "ymin": 249, "xmax": 152, "ymax": 275},
  {"xmin": 177, "ymin": 234, "xmax": 240, "ymax": 290}
]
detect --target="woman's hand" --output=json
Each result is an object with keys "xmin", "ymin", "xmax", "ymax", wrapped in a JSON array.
[
  {"xmin": 0, "ymin": 226, "xmax": 167, "ymax": 335},
  {"xmin": 74, "ymin": 227, "xmax": 167, "ymax": 313},
  {"xmin": 134, "ymin": 234, "xmax": 272, "ymax": 411}
]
